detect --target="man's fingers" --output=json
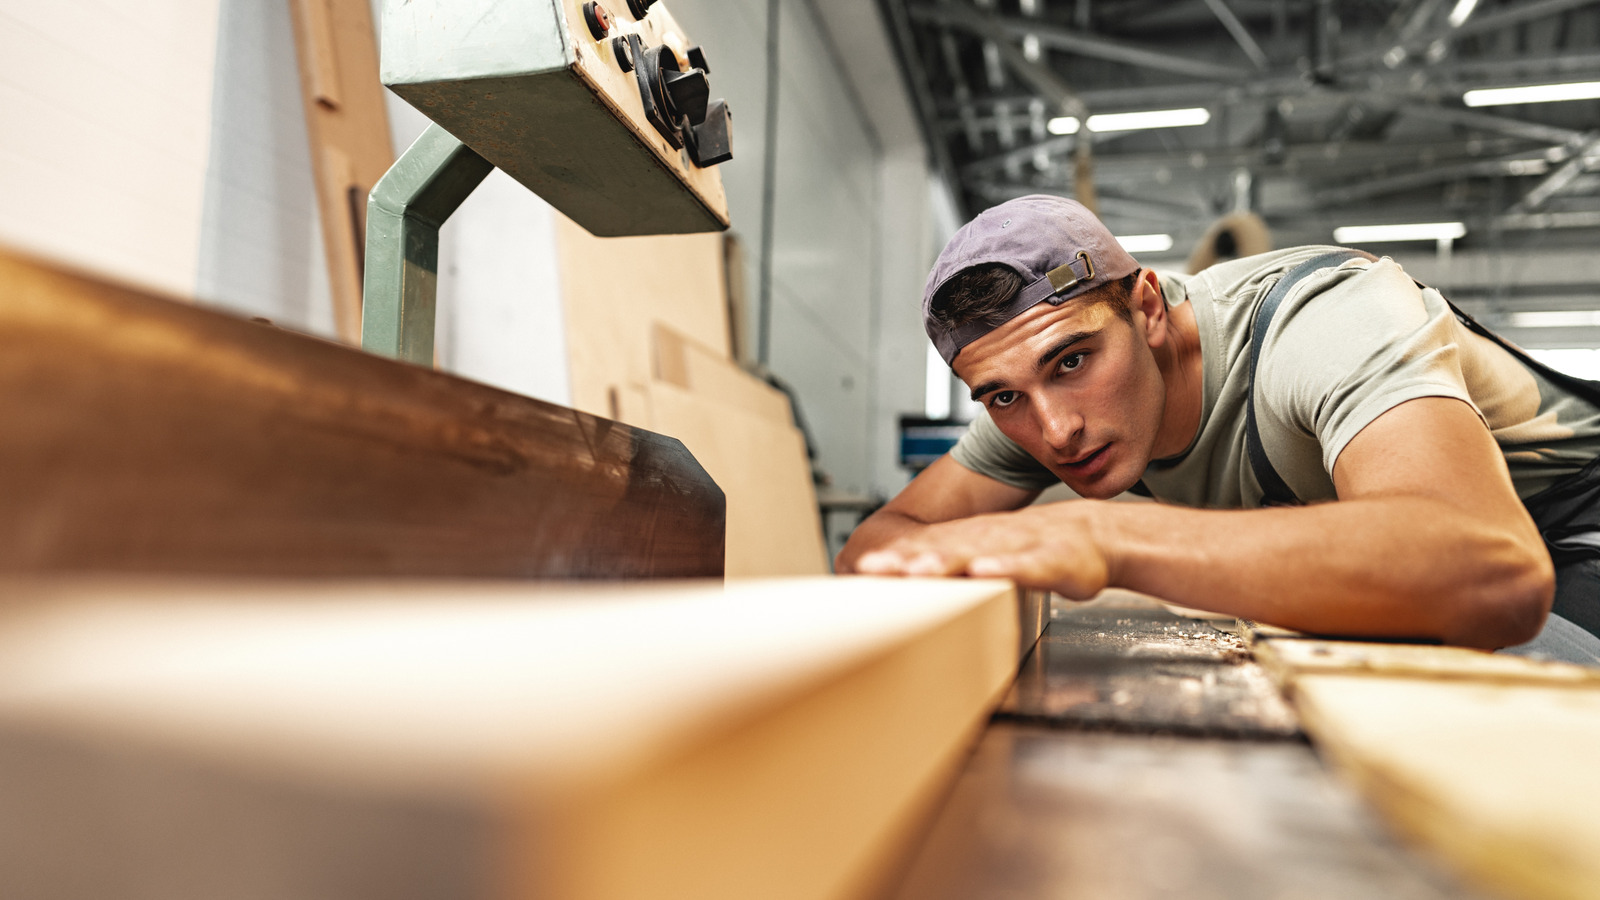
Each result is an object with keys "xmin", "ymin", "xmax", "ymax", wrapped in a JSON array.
[
  {"xmin": 855, "ymin": 550, "xmax": 908, "ymax": 573},
  {"xmin": 969, "ymin": 549, "xmax": 1108, "ymax": 598},
  {"xmin": 905, "ymin": 551, "xmax": 965, "ymax": 576}
]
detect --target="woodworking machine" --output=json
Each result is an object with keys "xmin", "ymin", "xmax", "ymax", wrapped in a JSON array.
[{"xmin": 364, "ymin": 0, "xmax": 733, "ymax": 364}]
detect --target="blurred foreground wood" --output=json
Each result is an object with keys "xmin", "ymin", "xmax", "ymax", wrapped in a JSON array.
[
  {"xmin": 0, "ymin": 576, "xmax": 1022, "ymax": 900},
  {"xmin": 0, "ymin": 248, "xmax": 723, "ymax": 578},
  {"xmin": 1250, "ymin": 630, "xmax": 1600, "ymax": 900}
]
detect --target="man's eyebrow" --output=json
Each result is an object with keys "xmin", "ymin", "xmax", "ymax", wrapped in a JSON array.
[
  {"xmin": 969, "ymin": 380, "xmax": 1006, "ymax": 403},
  {"xmin": 1035, "ymin": 330, "xmax": 1099, "ymax": 370},
  {"xmin": 968, "ymin": 329, "xmax": 1103, "ymax": 402}
]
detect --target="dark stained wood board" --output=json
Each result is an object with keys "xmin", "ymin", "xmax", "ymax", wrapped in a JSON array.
[{"xmin": 0, "ymin": 249, "xmax": 724, "ymax": 578}]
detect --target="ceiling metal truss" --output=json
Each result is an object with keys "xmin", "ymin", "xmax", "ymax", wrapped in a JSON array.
[{"xmin": 879, "ymin": 0, "xmax": 1600, "ymax": 259}]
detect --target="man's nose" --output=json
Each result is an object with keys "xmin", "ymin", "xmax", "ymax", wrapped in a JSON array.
[{"xmin": 1036, "ymin": 395, "xmax": 1084, "ymax": 450}]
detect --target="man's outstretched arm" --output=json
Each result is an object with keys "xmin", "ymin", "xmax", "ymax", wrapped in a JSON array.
[
  {"xmin": 855, "ymin": 397, "xmax": 1555, "ymax": 649},
  {"xmin": 834, "ymin": 454, "xmax": 1039, "ymax": 573}
]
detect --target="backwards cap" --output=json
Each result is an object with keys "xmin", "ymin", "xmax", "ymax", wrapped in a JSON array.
[{"xmin": 922, "ymin": 195, "xmax": 1139, "ymax": 365}]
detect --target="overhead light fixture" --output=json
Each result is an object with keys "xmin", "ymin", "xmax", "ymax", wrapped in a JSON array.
[
  {"xmin": 1046, "ymin": 107, "xmax": 1211, "ymax": 136},
  {"xmin": 1464, "ymin": 81, "xmax": 1600, "ymax": 107},
  {"xmin": 1447, "ymin": 0, "xmax": 1478, "ymax": 27},
  {"xmin": 1508, "ymin": 311, "xmax": 1600, "ymax": 329},
  {"xmin": 1526, "ymin": 349, "xmax": 1600, "ymax": 380},
  {"xmin": 1115, "ymin": 234, "xmax": 1174, "ymax": 253},
  {"xmin": 1333, "ymin": 222, "xmax": 1466, "ymax": 243}
]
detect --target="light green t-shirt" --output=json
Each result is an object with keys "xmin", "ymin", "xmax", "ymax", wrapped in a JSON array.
[{"xmin": 950, "ymin": 247, "xmax": 1600, "ymax": 509}]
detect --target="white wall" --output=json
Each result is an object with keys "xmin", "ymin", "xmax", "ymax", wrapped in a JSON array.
[
  {"xmin": 195, "ymin": 0, "xmax": 335, "ymax": 335},
  {"xmin": 0, "ymin": 2, "xmax": 220, "ymax": 297}
]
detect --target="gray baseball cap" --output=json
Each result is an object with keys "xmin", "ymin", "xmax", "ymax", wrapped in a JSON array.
[{"xmin": 922, "ymin": 195, "xmax": 1140, "ymax": 365}]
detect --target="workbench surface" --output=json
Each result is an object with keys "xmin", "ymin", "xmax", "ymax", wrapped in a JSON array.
[{"xmin": 887, "ymin": 593, "xmax": 1492, "ymax": 900}]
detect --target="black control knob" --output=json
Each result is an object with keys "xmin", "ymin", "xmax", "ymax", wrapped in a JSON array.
[
  {"xmin": 687, "ymin": 45, "xmax": 710, "ymax": 73},
  {"xmin": 663, "ymin": 68, "xmax": 710, "ymax": 125},
  {"xmin": 688, "ymin": 99, "xmax": 733, "ymax": 167},
  {"xmin": 625, "ymin": 0, "xmax": 658, "ymax": 20}
]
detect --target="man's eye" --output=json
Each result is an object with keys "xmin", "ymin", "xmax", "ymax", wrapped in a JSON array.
[
  {"xmin": 1059, "ymin": 352, "xmax": 1086, "ymax": 372},
  {"xmin": 991, "ymin": 391, "xmax": 1019, "ymax": 408}
]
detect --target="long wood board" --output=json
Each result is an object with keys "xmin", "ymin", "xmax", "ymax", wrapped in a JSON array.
[
  {"xmin": 0, "ymin": 575, "xmax": 1022, "ymax": 900},
  {"xmin": 0, "ymin": 248, "xmax": 723, "ymax": 578}
]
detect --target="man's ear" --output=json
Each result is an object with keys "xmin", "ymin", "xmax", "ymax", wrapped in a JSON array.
[{"xmin": 1133, "ymin": 269, "xmax": 1167, "ymax": 345}]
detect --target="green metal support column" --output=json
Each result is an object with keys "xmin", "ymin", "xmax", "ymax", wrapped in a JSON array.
[{"xmin": 361, "ymin": 123, "xmax": 495, "ymax": 364}]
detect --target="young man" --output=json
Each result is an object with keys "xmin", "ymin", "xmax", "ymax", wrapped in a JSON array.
[{"xmin": 838, "ymin": 194, "xmax": 1600, "ymax": 662}]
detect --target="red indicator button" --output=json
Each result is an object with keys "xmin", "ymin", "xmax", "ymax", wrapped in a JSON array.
[{"xmin": 582, "ymin": 2, "xmax": 612, "ymax": 39}]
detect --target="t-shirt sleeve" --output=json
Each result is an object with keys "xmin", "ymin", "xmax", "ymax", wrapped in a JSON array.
[
  {"xmin": 1259, "ymin": 257, "xmax": 1482, "ymax": 478},
  {"xmin": 947, "ymin": 410, "xmax": 1061, "ymax": 490}
]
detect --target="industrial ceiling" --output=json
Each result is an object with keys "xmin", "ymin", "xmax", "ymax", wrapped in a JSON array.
[{"xmin": 879, "ymin": 0, "xmax": 1600, "ymax": 268}]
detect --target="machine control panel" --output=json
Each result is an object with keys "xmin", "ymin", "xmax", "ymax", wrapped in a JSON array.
[{"xmin": 381, "ymin": 0, "xmax": 732, "ymax": 236}]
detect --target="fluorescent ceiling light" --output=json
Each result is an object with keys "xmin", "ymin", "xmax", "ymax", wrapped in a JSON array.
[
  {"xmin": 1116, "ymin": 233, "xmax": 1174, "ymax": 253},
  {"xmin": 1464, "ymin": 81, "xmax": 1600, "ymax": 107},
  {"xmin": 1527, "ymin": 349, "xmax": 1600, "ymax": 380},
  {"xmin": 1509, "ymin": 311, "xmax": 1600, "ymax": 329},
  {"xmin": 1046, "ymin": 107, "xmax": 1211, "ymax": 135},
  {"xmin": 1332, "ymin": 222, "xmax": 1466, "ymax": 243},
  {"xmin": 1447, "ymin": 0, "xmax": 1478, "ymax": 27},
  {"xmin": 1087, "ymin": 108, "xmax": 1211, "ymax": 132}
]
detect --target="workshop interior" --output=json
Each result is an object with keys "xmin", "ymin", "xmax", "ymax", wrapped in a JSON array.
[{"xmin": 1, "ymin": 0, "xmax": 1599, "ymax": 897}]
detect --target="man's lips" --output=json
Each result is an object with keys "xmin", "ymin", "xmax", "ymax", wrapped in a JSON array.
[{"xmin": 1060, "ymin": 444, "xmax": 1109, "ymax": 469}]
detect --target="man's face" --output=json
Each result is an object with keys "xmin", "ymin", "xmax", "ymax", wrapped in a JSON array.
[{"xmin": 952, "ymin": 293, "xmax": 1167, "ymax": 499}]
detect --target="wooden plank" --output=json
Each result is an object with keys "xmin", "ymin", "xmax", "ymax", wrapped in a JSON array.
[
  {"xmin": 1257, "ymin": 637, "xmax": 1600, "ymax": 687},
  {"xmin": 557, "ymin": 218, "xmax": 734, "ymax": 421},
  {"xmin": 651, "ymin": 322, "xmax": 792, "ymax": 424},
  {"xmin": 1293, "ymin": 674, "xmax": 1600, "ymax": 900},
  {"xmin": 288, "ymin": 0, "xmax": 395, "ymax": 344},
  {"xmin": 0, "ymin": 248, "xmax": 722, "ymax": 578},
  {"xmin": 648, "ymin": 381, "xmax": 827, "ymax": 576},
  {"xmin": 0, "ymin": 575, "xmax": 1022, "ymax": 900}
]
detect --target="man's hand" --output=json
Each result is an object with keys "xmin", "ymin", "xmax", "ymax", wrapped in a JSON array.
[
  {"xmin": 835, "ymin": 454, "xmax": 1039, "ymax": 573},
  {"xmin": 854, "ymin": 503, "xmax": 1111, "ymax": 599}
]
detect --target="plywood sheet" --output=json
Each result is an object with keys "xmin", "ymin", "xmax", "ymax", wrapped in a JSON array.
[
  {"xmin": 1293, "ymin": 674, "xmax": 1600, "ymax": 900},
  {"xmin": 556, "ymin": 216, "xmax": 732, "ymax": 421},
  {"xmin": 0, "ymin": 575, "xmax": 1021, "ymax": 900},
  {"xmin": 649, "ymin": 381, "xmax": 827, "ymax": 577},
  {"xmin": 652, "ymin": 322, "xmax": 792, "ymax": 424}
]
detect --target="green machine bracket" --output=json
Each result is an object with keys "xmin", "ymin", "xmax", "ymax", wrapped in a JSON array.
[{"xmin": 360, "ymin": 124, "xmax": 494, "ymax": 365}]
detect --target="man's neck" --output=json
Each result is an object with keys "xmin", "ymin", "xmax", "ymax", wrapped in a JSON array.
[{"xmin": 1151, "ymin": 300, "xmax": 1204, "ymax": 460}]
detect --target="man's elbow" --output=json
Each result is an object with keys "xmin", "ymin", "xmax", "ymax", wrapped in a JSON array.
[{"xmin": 1448, "ymin": 539, "xmax": 1555, "ymax": 650}]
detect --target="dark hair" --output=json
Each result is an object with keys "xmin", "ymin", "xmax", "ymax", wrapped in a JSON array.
[{"xmin": 929, "ymin": 265, "xmax": 1140, "ymax": 329}]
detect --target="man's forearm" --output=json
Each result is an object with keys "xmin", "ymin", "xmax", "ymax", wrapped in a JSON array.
[
  {"xmin": 860, "ymin": 497, "xmax": 1553, "ymax": 648},
  {"xmin": 1087, "ymin": 498, "xmax": 1552, "ymax": 647}
]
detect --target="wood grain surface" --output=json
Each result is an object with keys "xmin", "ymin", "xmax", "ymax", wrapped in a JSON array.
[
  {"xmin": 0, "ymin": 576, "xmax": 1021, "ymax": 900},
  {"xmin": 0, "ymin": 249, "xmax": 724, "ymax": 578}
]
